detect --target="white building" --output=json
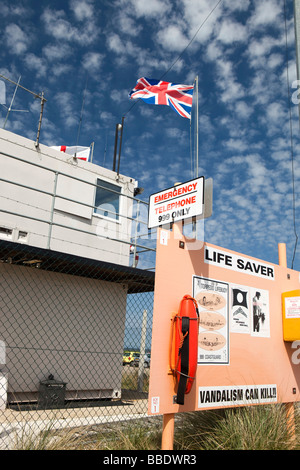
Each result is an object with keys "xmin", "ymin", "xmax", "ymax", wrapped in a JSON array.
[
  {"xmin": 0, "ymin": 129, "xmax": 154, "ymax": 406},
  {"xmin": 0, "ymin": 128, "xmax": 136, "ymax": 266}
]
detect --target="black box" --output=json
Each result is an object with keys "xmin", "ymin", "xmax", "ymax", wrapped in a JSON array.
[{"xmin": 38, "ymin": 376, "xmax": 67, "ymax": 409}]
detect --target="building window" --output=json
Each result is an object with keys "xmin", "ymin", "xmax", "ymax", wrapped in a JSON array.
[{"xmin": 94, "ymin": 179, "xmax": 121, "ymax": 220}]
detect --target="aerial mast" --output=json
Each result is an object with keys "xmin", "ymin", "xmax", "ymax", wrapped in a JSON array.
[
  {"xmin": 294, "ymin": 0, "xmax": 300, "ymax": 120},
  {"xmin": 0, "ymin": 74, "xmax": 46, "ymax": 147}
]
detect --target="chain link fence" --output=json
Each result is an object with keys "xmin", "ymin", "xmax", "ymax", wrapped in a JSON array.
[
  {"xmin": 0, "ymin": 239, "xmax": 155, "ymax": 449},
  {"xmin": 0, "ymin": 133, "xmax": 159, "ymax": 449}
]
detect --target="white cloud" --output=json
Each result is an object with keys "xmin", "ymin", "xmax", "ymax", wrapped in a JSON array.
[
  {"xmin": 125, "ymin": 0, "xmax": 171, "ymax": 18},
  {"xmin": 267, "ymin": 53, "xmax": 283, "ymax": 70},
  {"xmin": 221, "ymin": 80, "xmax": 245, "ymax": 103},
  {"xmin": 106, "ymin": 32, "xmax": 171, "ymax": 74},
  {"xmin": 231, "ymin": 194, "xmax": 249, "ymax": 208},
  {"xmin": 225, "ymin": 138, "xmax": 248, "ymax": 152},
  {"xmin": 106, "ymin": 33, "xmax": 127, "ymax": 55},
  {"xmin": 223, "ymin": 0, "xmax": 250, "ymax": 12},
  {"xmin": 98, "ymin": 111, "xmax": 118, "ymax": 128},
  {"xmin": 249, "ymin": 0, "xmax": 282, "ymax": 29},
  {"xmin": 5, "ymin": 24, "xmax": 30, "ymax": 55},
  {"xmin": 41, "ymin": 7, "xmax": 98, "ymax": 45},
  {"xmin": 210, "ymin": 54, "xmax": 246, "ymax": 104},
  {"xmin": 235, "ymin": 101, "xmax": 253, "ymax": 120},
  {"xmin": 117, "ymin": 14, "xmax": 142, "ymax": 37},
  {"xmin": 82, "ymin": 52, "xmax": 104, "ymax": 73},
  {"xmin": 42, "ymin": 9, "xmax": 75, "ymax": 41},
  {"xmin": 23, "ymin": 53, "xmax": 47, "ymax": 77},
  {"xmin": 70, "ymin": 0, "xmax": 95, "ymax": 20},
  {"xmin": 40, "ymin": 43, "xmax": 74, "ymax": 78},
  {"xmin": 247, "ymin": 67, "xmax": 285, "ymax": 109},
  {"xmin": 50, "ymin": 64, "xmax": 73, "ymax": 78},
  {"xmin": 205, "ymin": 144, "xmax": 297, "ymax": 259},
  {"xmin": 156, "ymin": 24, "xmax": 188, "ymax": 52},
  {"xmin": 54, "ymin": 92, "xmax": 78, "ymax": 128},
  {"xmin": 205, "ymin": 41, "xmax": 223, "ymax": 61},
  {"xmin": 1, "ymin": 3, "xmax": 33, "ymax": 18},
  {"xmin": 247, "ymin": 36, "xmax": 279, "ymax": 62},
  {"xmin": 110, "ymin": 88, "xmax": 129, "ymax": 103},
  {"xmin": 217, "ymin": 19, "xmax": 248, "ymax": 44},
  {"xmin": 43, "ymin": 43, "xmax": 73, "ymax": 61},
  {"xmin": 181, "ymin": 0, "xmax": 223, "ymax": 44},
  {"xmin": 266, "ymin": 102, "xmax": 286, "ymax": 124},
  {"xmin": 246, "ymin": 155, "xmax": 267, "ymax": 192}
]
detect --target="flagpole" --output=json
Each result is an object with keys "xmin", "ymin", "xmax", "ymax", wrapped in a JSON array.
[{"xmin": 190, "ymin": 76, "xmax": 199, "ymax": 240}]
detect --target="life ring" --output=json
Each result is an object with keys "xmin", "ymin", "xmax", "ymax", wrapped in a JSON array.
[{"xmin": 169, "ymin": 294, "xmax": 199, "ymax": 405}]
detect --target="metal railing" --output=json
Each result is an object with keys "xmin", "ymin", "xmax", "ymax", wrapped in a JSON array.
[{"xmin": 0, "ymin": 150, "xmax": 156, "ymax": 270}]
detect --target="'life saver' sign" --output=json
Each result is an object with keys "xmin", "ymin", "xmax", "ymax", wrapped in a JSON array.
[
  {"xmin": 204, "ymin": 245, "xmax": 275, "ymax": 280},
  {"xmin": 148, "ymin": 177, "xmax": 204, "ymax": 229}
]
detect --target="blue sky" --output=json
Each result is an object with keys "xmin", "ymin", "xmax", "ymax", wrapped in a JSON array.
[{"xmin": 0, "ymin": 0, "xmax": 299, "ymax": 272}]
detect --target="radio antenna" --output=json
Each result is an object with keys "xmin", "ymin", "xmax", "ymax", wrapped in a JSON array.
[
  {"xmin": 75, "ymin": 76, "xmax": 88, "ymax": 157},
  {"xmin": 0, "ymin": 73, "xmax": 47, "ymax": 147},
  {"xmin": 2, "ymin": 76, "xmax": 29, "ymax": 129}
]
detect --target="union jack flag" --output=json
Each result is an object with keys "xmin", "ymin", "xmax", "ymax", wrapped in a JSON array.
[{"xmin": 129, "ymin": 77, "xmax": 194, "ymax": 119}]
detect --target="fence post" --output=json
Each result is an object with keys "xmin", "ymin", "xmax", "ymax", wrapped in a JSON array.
[
  {"xmin": 137, "ymin": 309, "xmax": 147, "ymax": 392},
  {"xmin": 278, "ymin": 242, "xmax": 296, "ymax": 446},
  {"xmin": 161, "ymin": 413, "xmax": 175, "ymax": 450},
  {"xmin": 47, "ymin": 171, "xmax": 58, "ymax": 249}
]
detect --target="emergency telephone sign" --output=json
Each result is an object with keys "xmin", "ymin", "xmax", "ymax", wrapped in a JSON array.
[{"xmin": 148, "ymin": 177, "xmax": 204, "ymax": 229}]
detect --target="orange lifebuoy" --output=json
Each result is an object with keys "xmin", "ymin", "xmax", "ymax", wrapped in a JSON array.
[{"xmin": 169, "ymin": 294, "xmax": 199, "ymax": 405}]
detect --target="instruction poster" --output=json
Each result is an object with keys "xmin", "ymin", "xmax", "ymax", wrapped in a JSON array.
[
  {"xmin": 230, "ymin": 284, "xmax": 251, "ymax": 334},
  {"xmin": 285, "ymin": 296, "xmax": 300, "ymax": 318},
  {"xmin": 229, "ymin": 285, "xmax": 270, "ymax": 337},
  {"xmin": 250, "ymin": 287, "xmax": 270, "ymax": 337},
  {"xmin": 193, "ymin": 276, "xmax": 229, "ymax": 365}
]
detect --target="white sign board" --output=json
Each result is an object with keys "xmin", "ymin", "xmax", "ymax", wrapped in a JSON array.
[
  {"xmin": 204, "ymin": 246, "xmax": 275, "ymax": 281},
  {"xmin": 198, "ymin": 384, "xmax": 277, "ymax": 409},
  {"xmin": 193, "ymin": 276, "xmax": 229, "ymax": 365},
  {"xmin": 148, "ymin": 177, "xmax": 204, "ymax": 229},
  {"xmin": 285, "ymin": 296, "xmax": 300, "ymax": 318}
]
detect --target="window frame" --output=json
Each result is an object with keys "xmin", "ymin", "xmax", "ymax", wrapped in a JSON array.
[{"xmin": 93, "ymin": 178, "xmax": 123, "ymax": 222}]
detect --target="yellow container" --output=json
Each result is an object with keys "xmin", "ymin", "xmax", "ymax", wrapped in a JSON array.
[{"xmin": 282, "ymin": 290, "xmax": 300, "ymax": 341}]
